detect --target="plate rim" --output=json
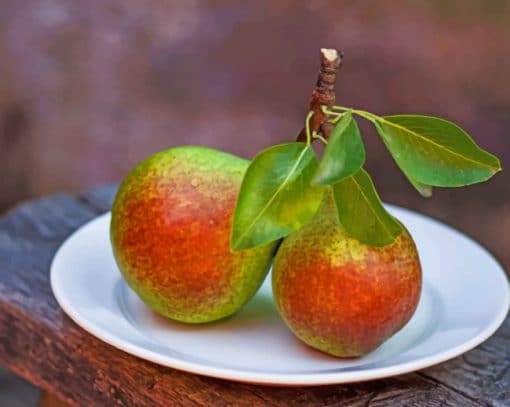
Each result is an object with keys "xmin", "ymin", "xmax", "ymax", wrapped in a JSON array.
[{"xmin": 50, "ymin": 206, "xmax": 510, "ymax": 386}]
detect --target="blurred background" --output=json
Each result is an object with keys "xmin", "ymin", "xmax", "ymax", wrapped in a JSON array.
[{"xmin": 0, "ymin": 1, "xmax": 509, "ymax": 405}]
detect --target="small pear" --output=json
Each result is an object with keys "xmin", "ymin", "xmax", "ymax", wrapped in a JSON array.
[
  {"xmin": 111, "ymin": 146, "xmax": 276, "ymax": 323},
  {"xmin": 272, "ymin": 193, "xmax": 422, "ymax": 357}
]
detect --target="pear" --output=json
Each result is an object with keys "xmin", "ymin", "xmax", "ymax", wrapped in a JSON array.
[
  {"xmin": 111, "ymin": 146, "xmax": 276, "ymax": 323},
  {"xmin": 272, "ymin": 193, "xmax": 422, "ymax": 357}
]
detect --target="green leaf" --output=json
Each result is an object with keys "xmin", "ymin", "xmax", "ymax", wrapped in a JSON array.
[
  {"xmin": 373, "ymin": 120, "xmax": 432, "ymax": 197},
  {"xmin": 332, "ymin": 168, "xmax": 402, "ymax": 246},
  {"xmin": 312, "ymin": 110, "xmax": 365, "ymax": 185},
  {"xmin": 375, "ymin": 115, "xmax": 501, "ymax": 187},
  {"xmin": 231, "ymin": 142, "xmax": 323, "ymax": 251},
  {"xmin": 407, "ymin": 175, "xmax": 433, "ymax": 198}
]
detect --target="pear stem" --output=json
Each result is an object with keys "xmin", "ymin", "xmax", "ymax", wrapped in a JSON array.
[{"xmin": 296, "ymin": 48, "xmax": 343, "ymax": 142}]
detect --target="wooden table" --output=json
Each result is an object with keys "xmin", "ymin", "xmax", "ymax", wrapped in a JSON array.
[{"xmin": 0, "ymin": 184, "xmax": 508, "ymax": 406}]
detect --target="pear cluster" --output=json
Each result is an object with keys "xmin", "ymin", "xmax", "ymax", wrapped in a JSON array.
[{"xmin": 111, "ymin": 146, "xmax": 421, "ymax": 357}]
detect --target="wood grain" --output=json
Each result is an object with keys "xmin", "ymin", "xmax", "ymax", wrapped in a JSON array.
[{"xmin": 0, "ymin": 186, "xmax": 507, "ymax": 406}]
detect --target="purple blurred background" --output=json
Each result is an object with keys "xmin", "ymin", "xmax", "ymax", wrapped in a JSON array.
[
  {"xmin": 0, "ymin": 1, "xmax": 509, "ymax": 256},
  {"xmin": 1, "ymin": 1, "xmax": 509, "ymax": 262},
  {"xmin": 0, "ymin": 2, "xmax": 509, "ymax": 403}
]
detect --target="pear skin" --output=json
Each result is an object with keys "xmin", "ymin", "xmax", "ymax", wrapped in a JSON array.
[
  {"xmin": 272, "ymin": 193, "xmax": 422, "ymax": 357},
  {"xmin": 111, "ymin": 146, "xmax": 276, "ymax": 323}
]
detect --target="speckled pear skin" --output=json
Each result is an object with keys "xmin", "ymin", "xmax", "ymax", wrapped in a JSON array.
[
  {"xmin": 110, "ymin": 146, "xmax": 276, "ymax": 323},
  {"xmin": 272, "ymin": 192, "xmax": 422, "ymax": 357}
]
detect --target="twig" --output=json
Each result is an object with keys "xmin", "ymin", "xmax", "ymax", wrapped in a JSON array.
[{"xmin": 296, "ymin": 48, "xmax": 343, "ymax": 142}]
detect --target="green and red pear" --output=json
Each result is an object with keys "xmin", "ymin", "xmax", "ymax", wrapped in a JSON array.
[
  {"xmin": 272, "ymin": 193, "xmax": 422, "ymax": 357},
  {"xmin": 111, "ymin": 146, "xmax": 276, "ymax": 323}
]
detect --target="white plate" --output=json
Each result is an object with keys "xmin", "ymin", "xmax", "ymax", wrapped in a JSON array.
[{"xmin": 50, "ymin": 206, "xmax": 509, "ymax": 386}]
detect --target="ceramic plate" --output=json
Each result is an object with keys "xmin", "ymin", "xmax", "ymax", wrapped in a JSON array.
[{"xmin": 50, "ymin": 206, "xmax": 509, "ymax": 386}]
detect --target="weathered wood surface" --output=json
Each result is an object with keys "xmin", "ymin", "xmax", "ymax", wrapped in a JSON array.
[{"xmin": 0, "ymin": 185, "xmax": 508, "ymax": 406}]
